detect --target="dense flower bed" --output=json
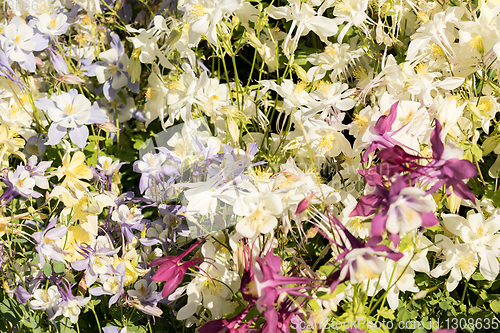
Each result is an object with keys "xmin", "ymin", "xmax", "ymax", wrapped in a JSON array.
[{"xmin": 0, "ymin": 0, "xmax": 498, "ymax": 332}]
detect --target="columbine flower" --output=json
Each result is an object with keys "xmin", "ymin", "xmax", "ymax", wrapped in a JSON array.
[
  {"xmin": 112, "ymin": 205, "xmax": 146, "ymax": 244},
  {"xmin": 0, "ymin": 17, "xmax": 48, "ymax": 72},
  {"xmin": 88, "ymin": 33, "xmax": 139, "ymax": 101},
  {"xmin": 180, "ymin": 0, "xmax": 242, "ymax": 47},
  {"xmin": 36, "ymin": 89, "xmax": 108, "ymax": 148},
  {"xmin": 30, "ymin": 285, "xmax": 61, "ymax": 318},
  {"xmin": 90, "ymin": 263, "xmax": 127, "ymax": 306},
  {"xmin": 150, "ymin": 240, "xmax": 206, "ymax": 298},
  {"xmin": 127, "ymin": 278, "xmax": 158, "ymax": 304},
  {"xmin": 133, "ymin": 148, "xmax": 180, "ymax": 197},
  {"xmin": 442, "ymin": 211, "xmax": 500, "ymax": 281},
  {"xmin": 71, "ymin": 240, "xmax": 120, "ymax": 287},
  {"xmin": 268, "ymin": 0, "xmax": 338, "ymax": 59},
  {"xmin": 54, "ymin": 151, "xmax": 93, "ymax": 191},
  {"xmin": 233, "ymin": 185, "xmax": 284, "ymax": 239},
  {"xmin": 430, "ymin": 235, "xmax": 478, "ymax": 292},
  {"xmin": 32, "ymin": 217, "xmax": 68, "ymax": 266},
  {"xmin": 1, "ymin": 164, "xmax": 42, "ymax": 205},
  {"xmin": 36, "ymin": 13, "xmax": 70, "ymax": 36}
]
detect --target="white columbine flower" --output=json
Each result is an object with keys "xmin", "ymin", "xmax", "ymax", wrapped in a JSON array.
[
  {"xmin": 442, "ymin": 211, "xmax": 500, "ymax": 281},
  {"xmin": 30, "ymin": 286, "xmax": 61, "ymax": 315},
  {"xmin": 430, "ymin": 235, "xmax": 478, "ymax": 292},
  {"xmin": 233, "ymin": 184, "xmax": 284, "ymax": 239}
]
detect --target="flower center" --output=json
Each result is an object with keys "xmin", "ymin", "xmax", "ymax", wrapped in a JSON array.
[
  {"xmin": 190, "ymin": 4, "xmax": 206, "ymax": 18},
  {"xmin": 203, "ymin": 279, "xmax": 223, "ymax": 296},
  {"xmin": 457, "ymin": 254, "xmax": 477, "ymax": 275},
  {"xmin": 65, "ymin": 104, "xmax": 77, "ymax": 115},
  {"xmin": 318, "ymin": 133, "xmax": 336, "ymax": 153},
  {"xmin": 469, "ymin": 35, "xmax": 484, "ymax": 54},
  {"xmin": 50, "ymin": 18, "xmax": 58, "ymax": 30}
]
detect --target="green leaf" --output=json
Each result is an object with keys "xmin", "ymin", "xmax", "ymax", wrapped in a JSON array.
[
  {"xmin": 491, "ymin": 189, "xmax": 500, "ymax": 208},
  {"xmin": 377, "ymin": 306, "xmax": 395, "ymax": 320},
  {"xmin": 42, "ymin": 263, "xmax": 52, "ymax": 276},
  {"xmin": 10, "ymin": 238, "xmax": 27, "ymax": 243},
  {"xmin": 471, "ymin": 145, "xmax": 483, "ymax": 160},
  {"xmin": 52, "ymin": 261, "xmax": 66, "ymax": 274},
  {"xmin": 439, "ymin": 300, "xmax": 451, "ymax": 310},
  {"xmin": 317, "ymin": 264, "xmax": 335, "ymax": 277},
  {"xmin": 490, "ymin": 299, "xmax": 500, "ymax": 313},
  {"xmin": 483, "ymin": 135, "xmax": 500, "ymax": 156}
]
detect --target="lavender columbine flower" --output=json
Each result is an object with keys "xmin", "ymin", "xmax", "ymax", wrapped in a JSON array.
[
  {"xmin": 52, "ymin": 278, "xmax": 90, "ymax": 323},
  {"xmin": 133, "ymin": 149, "xmax": 180, "ymax": 195},
  {"xmin": 32, "ymin": 217, "xmax": 68, "ymax": 266},
  {"xmin": 0, "ymin": 17, "xmax": 48, "ymax": 72},
  {"xmin": 0, "ymin": 50, "xmax": 27, "ymax": 90},
  {"xmin": 25, "ymin": 155, "xmax": 52, "ymax": 190},
  {"xmin": 127, "ymin": 278, "xmax": 158, "ymax": 304},
  {"xmin": 89, "ymin": 263, "xmax": 127, "ymax": 306},
  {"xmin": 71, "ymin": 242, "xmax": 120, "ymax": 286},
  {"xmin": 35, "ymin": 89, "xmax": 109, "ymax": 148},
  {"xmin": 93, "ymin": 155, "xmax": 124, "ymax": 191},
  {"xmin": 0, "ymin": 164, "xmax": 42, "ymax": 205},
  {"xmin": 112, "ymin": 204, "xmax": 147, "ymax": 244},
  {"xmin": 86, "ymin": 33, "xmax": 139, "ymax": 101}
]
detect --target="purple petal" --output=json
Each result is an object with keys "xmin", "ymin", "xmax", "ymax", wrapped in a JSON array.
[
  {"xmin": 45, "ymin": 124, "xmax": 67, "ymax": 146},
  {"xmin": 370, "ymin": 213, "xmax": 387, "ymax": 237},
  {"xmin": 14, "ymin": 285, "xmax": 31, "ymax": 303},
  {"xmin": 374, "ymin": 101, "xmax": 398, "ymax": 134},
  {"xmin": 442, "ymin": 159, "xmax": 477, "ymax": 179},
  {"xmin": 350, "ymin": 194, "xmax": 382, "ymax": 217},
  {"xmin": 86, "ymin": 103, "xmax": 109, "ymax": 124},
  {"xmin": 431, "ymin": 120, "xmax": 444, "ymax": 160},
  {"xmin": 421, "ymin": 212, "xmax": 439, "ymax": 227},
  {"xmin": 35, "ymin": 98, "xmax": 55, "ymax": 111}
]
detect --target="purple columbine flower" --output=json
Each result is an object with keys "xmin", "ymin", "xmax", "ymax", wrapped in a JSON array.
[
  {"xmin": 317, "ymin": 211, "xmax": 403, "ymax": 291},
  {"xmin": 84, "ymin": 32, "xmax": 139, "ymax": 101},
  {"xmin": 71, "ymin": 242, "xmax": 120, "ymax": 287},
  {"xmin": 32, "ymin": 217, "xmax": 68, "ymax": 266},
  {"xmin": 35, "ymin": 89, "xmax": 109, "ymax": 148},
  {"xmin": 423, "ymin": 120, "xmax": 478, "ymax": 201},
  {"xmin": 112, "ymin": 204, "xmax": 147, "ymax": 244},
  {"xmin": 48, "ymin": 48, "xmax": 69, "ymax": 75},
  {"xmin": 1, "ymin": 164, "xmax": 41, "ymax": 205},
  {"xmin": 133, "ymin": 148, "xmax": 181, "ymax": 195},
  {"xmin": 0, "ymin": 16, "xmax": 48, "ymax": 72},
  {"xmin": 350, "ymin": 120, "xmax": 477, "ymax": 244},
  {"xmin": 89, "ymin": 263, "xmax": 127, "ymax": 306}
]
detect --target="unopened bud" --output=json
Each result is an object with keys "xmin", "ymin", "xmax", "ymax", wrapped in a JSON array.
[
  {"xmin": 128, "ymin": 50, "xmax": 142, "ymax": 83},
  {"xmin": 293, "ymin": 63, "xmax": 308, "ymax": 82},
  {"xmin": 57, "ymin": 74, "xmax": 85, "ymax": 85},
  {"xmin": 97, "ymin": 122, "xmax": 120, "ymax": 133},
  {"xmin": 295, "ymin": 193, "xmax": 314, "ymax": 215}
]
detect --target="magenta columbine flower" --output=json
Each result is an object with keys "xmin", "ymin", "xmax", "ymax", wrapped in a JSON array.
[
  {"xmin": 150, "ymin": 239, "xmax": 206, "ymax": 298},
  {"xmin": 35, "ymin": 89, "xmax": 109, "ymax": 148}
]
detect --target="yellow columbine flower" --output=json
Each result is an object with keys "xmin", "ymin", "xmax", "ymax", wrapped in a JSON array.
[{"xmin": 56, "ymin": 151, "xmax": 93, "ymax": 191}]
